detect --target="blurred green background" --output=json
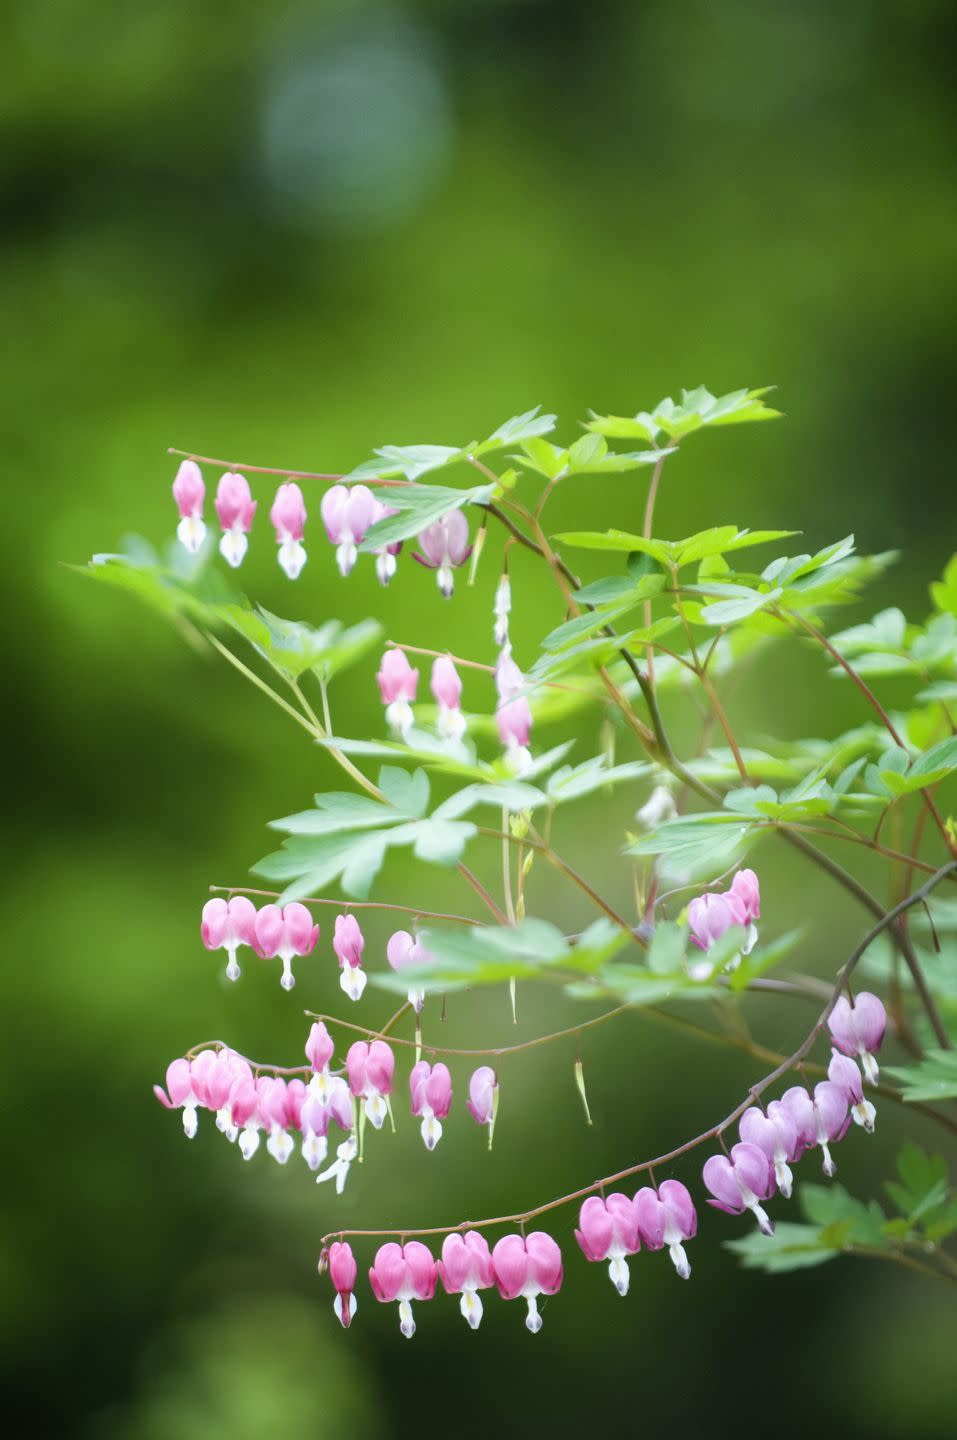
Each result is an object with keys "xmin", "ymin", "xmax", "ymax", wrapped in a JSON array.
[{"xmin": 4, "ymin": 0, "xmax": 957, "ymax": 1435}]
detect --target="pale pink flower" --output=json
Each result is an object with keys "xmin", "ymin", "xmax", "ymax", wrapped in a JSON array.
[
  {"xmin": 493, "ymin": 574, "xmax": 511, "ymax": 647},
  {"xmin": 201, "ymin": 895, "xmax": 257, "ymax": 982},
  {"xmin": 431, "ymin": 656, "xmax": 466, "ymax": 742},
  {"xmin": 438, "ymin": 1231, "xmax": 493, "ymax": 1330},
  {"xmin": 214, "ymin": 472, "xmax": 256, "ymax": 568},
  {"xmin": 386, "ymin": 929, "xmax": 432, "ymax": 1012},
  {"xmin": 495, "ymin": 646, "xmax": 524, "ymax": 702},
  {"xmin": 780, "ymin": 1083, "xmax": 849, "ymax": 1178},
  {"xmin": 409, "ymin": 1060, "xmax": 453, "ymax": 1150},
  {"xmin": 369, "ymin": 1241, "xmax": 437, "ymax": 1338},
  {"xmin": 828, "ymin": 1049, "xmax": 876, "ymax": 1132},
  {"xmin": 377, "ymin": 649, "xmax": 419, "ymax": 738},
  {"xmin": 333, "ymin": 913, "xmax": 367, "ymax": 1002},
  {"xmin": 300, "ymin": 1075, "xmax": 354, "ymax": 1173},
  {"xmin": 258, "ymin": 1076, "xmax": 296, "ymax": 1164},
  {"xmin": 827, "ymin": 991, "xmax": 886, "ymax": 1085},
  {"xmin": 270, "ymin": 481, "xmax": 308, "ymax": 579},
  {"xmin": 320, "ymin": 484, "xmax": 377, "ymax": 577},
  {"xmin": 466, "ymin": 1066, "xmax": 498, "ymax": 1143},
  {"xmin": 688, "ymin": 869, "xmax": 761, "ymax": 969},
  {"xmin": 172, "ymin": 460, "xmax": 206, "ymax": 554},
  {"xmin": 227, "ymin": 1072, "xmax": 264, "ymax": 1160},
  {"xmin": 368, "ymin": 498, "xmax": 403, "ymax": 586},
  {"xmin": 204, "ymin": 1047, "xmax": 251, "ymax": 1142},
  {"xmin": 346, "ymin": 1039, "xmax": 395, "ymax": 1130},
  {"xmin": 305, "ymin": 1020, "xmax": 335, "ymax": 1075},
  {"xmin": 633, "ymin": 1180, "xmax": 697, "ymax": 1279},
  {"xmin": 497, "ymin": 695, "xmax": 533, "ymax": 775},
  {"xmin": 491, "ymin": 1232, "xmax": 563, "ymax": 1334},
  {"xmin": 739, "ymin": 1103, "xmax": 801, "ymax": 1198},
  {"xmin": 328, "ymin": 1241, "xmax": 358, "ymax": 1328},
  {"xmin": 575, "ymin": 1194, "xmax": 641, "ymax": 1295},
  {"xmin": 154, "ymin": 1054, "xmax": 208, "ymax": 1138},
  {"xmin": 702, "ymin": 1141, "xmax": 775, "ymax": 1235},
  {"xmin": 254, "ymin": 902, "xmax": 319, "ymax": 991},
  {"xmin": 414, "ymin": 510, "xmax": 471, "ymax": 597}
]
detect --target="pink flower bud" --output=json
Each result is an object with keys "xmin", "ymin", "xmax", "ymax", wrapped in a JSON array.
[
  {"xmin": 633, "ymin": 1180, "xmax": 697, "ymax": 1278},
  {"xmin": 410, "ymin": 1060, "xmax": 453, "ymax": 1150},
  {"xmin": 328, "ymin": 1241, "xmax": 358, "ymax": 1328},
  {"xmin": 827, "ymin": 991, "xmax": 886, "ymax": 1084},
  {"xmin": 730, "ymin": 868, "xmax": 761, "ymax": 923},
  {"xmin": 172, "ymin": 460, "xmax": 206, "ymax": 554},
  {"xmin": 369, "ymin": 1241, "xmax": 437, "ymax": 1338},
  {"xmin": 333, "ymin": 913, "xmax": 367, "ymax": 1002},
  {"xmin": 431, "ymin": 656, "xmax": 466, "ymax": 741},
  {"xmin": 254, "ymin": 902, "xmax": 319, "ymax": 991},
  {"xmin": 495, "ymin": 647, "xmax": 523, "ymax": 703},
  {"xmin": 497, "ymin": 694, "xmax": 533, "ymax": 775},
  {"xmin": 270, "ymin": 481, "xmax": 308, "ymax": 579},
  {"xmin": 305, "ymin": 1020, "xmax": 334, "ymax": 1074},
  {"xmin": 491, "ymin": 1232, "xmax": 563, "ymax": 1334},
  {"xmin": 214, "ymin": 472, "xmax": 256, "ymax": 567},
  {"xmin": 413, "ymin": 510, "xmax": 471, "ymax": 597},
  {"xmin": 466, "ymin": 1066, "xmax": 498, "ymax": 1129},
  {"xmin": 201, "ymin": 895, "xmax": 257, "ymax": 982},
  {"xmin": 438, "ymin": 1232, "xmax": 493, "ymax": 1329},
  {"xmin": 575, "ymin": 1194, "xmax": 641, "ymax": 1295},
  {"xmin": 346, "ymin": 1040, "xmax": 395, "ymax": 1130},
  {"xmin": 386, "ymin": 929, "xmax": 432, "ymax": 1011},
  {"xmin": 320, "ymin": 484, "xmax": 377, "ymax": 577},
  {"xmin": 377, "ymin": 649, "xmax": 419, "ymax": 737},
  {"xmin": 703, "ymin": 1141, "xmax": 775, "ymax": 1235}
]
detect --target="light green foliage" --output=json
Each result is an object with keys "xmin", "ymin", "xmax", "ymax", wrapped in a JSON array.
[
  {"xmin": 885, "ymin": 1052, "xmax": 957, "ymax": 1103},
  {"xmin": 585, "ymin": 385, "xmax": 781, "ymax": 442}
]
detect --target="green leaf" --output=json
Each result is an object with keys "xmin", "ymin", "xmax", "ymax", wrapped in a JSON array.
[
  {"xmin": 585, "ymin": 386, "xmax": 780, "ymax": 444},
  {"xmin": 930, "ymin": 554, "xmax": 957, "ymax": 616},
  {"xmin": 546, "ymin": 757, "xmax": 650, "ymax": 803},
  {"xmin": 725, "ymin": 1223, "xmax": 841, "ymax": 1274},
  {"xmin": 699, "ymin": 585, "xmax": 782, "ymax": 626},
  {"xmin": 376, "ymin": 765, "xmax": 431, "ymax": 818},
  {"xmin": 221, "ymin": 606, "xmax": 382, "ymax": 681},
  {"xmin": 478, "ymin": 406, "xmax": 557, "ymax": 450},
  {"xmin": 359, "ymin": 482, "xmax": 496, "ymax": 550},
  {"xmin": 885, "ymin": 1052, "xmax": 957, "ymax": 1102}
]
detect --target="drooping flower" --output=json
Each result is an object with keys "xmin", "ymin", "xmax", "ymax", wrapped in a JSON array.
[
  {"xmin": 633, "ymin": 1180, "xmax": 697, "ymax": 1279},
  {"xmin": 466, "ymin": 1066, "xmax": 498, "ymax": 1145},
  {"xmin": 702, "ymin": 1141, "xmax": 775, "ymax": 1235},
  {"xmin": 369, "ymin": 1241, "xmax": 438, "ymax": 1338},
  {"xmin": 154, "ymin": 1054, "xmax": 208, "ymax": 1138},
  {"xmin": 214, "ymin": 472, "xmax": 256, "ymax": 568},
  {"xmin": 376, "ymin": 649, "xmax": 419, "ymax": 738},
  {"xmin": 270, "ymin": 481, "xmax": 308, "ymax": 580},
  {"xmin": 575, "ymin": 1194, "xmax": 641, "ymax": 1295},
  {"xmin": 688, "ymin": 869, "xmax": 761, "ymax": 964},
  {"xmin": 253, "ymin": 902, "xmax": 319, "ymax": 991},
  {"xmin": 827, "ymin": 992, "xmax": 886, "ymax": 1085},
  {"xmin": 346, "ymin": 1040, "xmax": 395, "ymax": 1130},
  {"xmin": 258, "ymin": 1076, "xmax": 296, "ymax": 1165},
  {"xmin": 227, "ymin": 1072, "xmax": 264, "ymax": 1160},
  {"xmin": 730, "ymin": 868, "xmax": 761, "ymax": 925},
  {"xmin": 201, "ymin": 895, "xmax": 257, "ymax": 982},
  {"xmin": 172, "ymin": 460, "xmax": 206, "ymax": 554},
  {"xmin": 739, "ymin": 1103, "xmax": 801, "ymax": 1199},
  {"xmin": 828, "ymin": 1049, "xmax": 876, "ymax": 1132},
  {"xmin": 438, "ymin": 1231, "xmax": 494, "ymax": 1330},
  {"xmin": 204, "ymin": 1047, "xmax": 250, "ymax": 1142},
  {"xmin": 491, "ymin": 1232, "xmax": 563, "ymax": 1334},
  {"xmin": 369, "ymin": 498, "xmax": 403, "ymax": 586},
  {"xmin": 386, "ymin": 929, "xmax": 432, "ymax": 1012},
  {"xmin": 780, "ymin": 1082, "xmax": 849, "ymax": 1178},
  {"xmin": 328, "ymin": 1241, "xmax": 358, "ymax": 1329},
  {"xmin": 319, "ymin": 484, "xmax": 377, "ymax": 578},
  {"xmin": 497, "ymin": 695, "xmax": 533, "ymax": 776},
  {"xmin": 493, "ymin": 574, "xmax": 511, "ymax": 647},
  {"xmin": 409, "ymin": 1060, "xmax": 453, "ymax": 1150},
  {"xmin": 333, "ymin": 913, "xmax": 367, "ymax": 1002},
  {"xmin": 300, "ymin": 1076, "xmax": 354, "ymax": 1172},
  {"xmin": 414, "ymin": 510, "xmax": 472, "ymax": 597},
  {"xmin": 431, "ymin": 656, "xmax": 466, "ymax": 742}
]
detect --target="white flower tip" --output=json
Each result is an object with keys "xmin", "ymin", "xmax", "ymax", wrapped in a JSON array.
[
  {"xmin": 862, "ymin": 1052, "xmax": 880, "ymax": 1086},
  {"xmin": 335, "ymin": 540, "xmax": 358, "ymax": 577},
  {"xmin": 225, "ymin": 956, "xmax": 241, "ymax": 982},
  {"xmin": 669, "ymin": 1243, "xmax": 691, "ymax": 1280},
  {"xmin": 278, "ymin": 538, "xmax": 307, "ymax": 580},
  {"xmin": 608, "ymin": 1257, "xmax": 630, "ymax": 1296},
  {"xmin": 219, "ymin": 529, "xmax": 248, "ymax": 568},
  {"xmin": 524, "ymin": 1299, "xmax": 543, "ymax": 1335},
  {"xmin": 177, "ymin": 516, "xmax": 206, "ymax": 554},
  {"xmin": 399, "ymin": 1300, "xmax": 416, "ymax": 1339},
  {"xmin": 437, "ymin": 565, "xmax": 454, "ymax": 598},
  {"xmin": 280, "ymin": 970, "xmax": 296, "ymax": 992},
  {"xmin": 754, "ymin": 1205, "xmax": 775, "ymax": 1237},
  {"xmin": 182, "ymin": 1108, "xmax": 198, "ymax": 1140}
]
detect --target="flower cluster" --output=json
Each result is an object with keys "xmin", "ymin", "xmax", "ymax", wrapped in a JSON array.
[
  {"xmin": 201, "ymin": 897, "xmax": 318, "ymax": 991},
  {"xmin": 687, "ymin": 868, "xmax": 761, "ymax": 976},
  {"xmin": 171, "ymin": 461, "xmax": 473, "ymax": 591},
  {"xmin": 702, "ymin": 992, "xmax": 887, "ymax": 1232},
  {"xmin": 576, "ymin": 1180, "xmax": 697, "ymax": 1293}
]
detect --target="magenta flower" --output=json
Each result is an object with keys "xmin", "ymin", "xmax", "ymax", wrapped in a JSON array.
[
  {"xmin": 466, "ymin": 1066, "xmax": 498, "ymax": 1147},
  {"xmin": 431, "ymin": 656, "xmax": 466, "ymax": 742},
  {"xmin": 702, "ymin": 1141, "xmax": 775, "ymax": 1235},
  {"xmin": 386, "ymin": 928, "xmax": 433, "ymax": 1012},
  {"xmin": 575, "ymin": 1194, "xmax": 641, "ymax": 1295},
  {"xmin": 730, "ymin": 868, "xmax": 761, "ymax": 923},
  {"xmin": 491, "ymin": 1232, "xmax": 563, "ymax": 1334},
  {"xmin": 688, "ymin": 869, "xmax": 761, "ymax": 970},
  {"xmin": 333, "ymin": 913, "xmax": 367, "ymax": 1002},
  {"xmin": 270, "ymin": 481, "xmax": 308, "ymax": 579},
  {"xmin": 410, "ymin": 1060, "xmax": 453, "ymax": 1150},
  {"xmin": 493, "ymin": 574, "xmax": 511, "ymax": 647},
  {"xmin": 377, "ymin": 649, "xmax": 419, "ymax": 738},
  {"xmin": 739, "ymin": 1103, "xmax": 800, "ymax": 1199},
  {"xmin": 328, "ymin": 1241, "xmax": 358, "ymax": 1329},
  {"xmin": 438, "ymin": 1231, "xmax": 494, "ymax": 1330},
  {"xmin": 201, "ymin": 895, "xmax": 257, "ymax": 982},
  {"xmin": 414, "ymin": 510, "xmax": 471, "ymax": 597},
  {"xmin": 254, "ymin": 902, "xmax": 319, "ymax": 991},
  {"xmin": 369, "ymin": 1241, "xmax": 438, "ymax": 1338},
  {"xmin": 828, "ymin": 1050, "xmax": 876, "ymax": 1132},
  {"xmin": 154, "ymin": 1055, "xmax": 205, "ymax": 1138},
  {"xmin": 228, "ymin": 1072, "xmax": 264, "ymax": 1160},
  {"xmin": 214, "ymin": 472, "xmax": 256, "ymax": 568},
  {"xmin": 827, "ymin": 991, "xmax": 886, "ymax": 1085},
  {"xmin": 346, "ymin": 1040, "xmax": 395, "ymax": 1131},
  {"xmin": 320, "ymin": 483, "xmax": 377, "ymax": 578},
  {"xmin": 633, "ymin": 1180, "xmax": 697, "ymax": 1279},
  {"xmin": 259, "ymin": 1076, "xmax": 295, "ymax": 1165},
  {"xmin": 172, "ymin": 460, "xmax": 206, "ymax": 554},
  {"xmin": 780, "ymin": 1082, "xmax": 849, "ymax": 1178}
]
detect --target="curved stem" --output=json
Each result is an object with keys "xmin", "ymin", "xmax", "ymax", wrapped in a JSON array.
[{"xmin": 208, "ymin": 884, "xmax": 480, "ymax": 927}]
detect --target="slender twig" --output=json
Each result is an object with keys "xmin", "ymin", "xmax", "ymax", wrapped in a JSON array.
[{"xmin": 208, "ymin": 884, "xmax": 480, "ymax": 926}]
